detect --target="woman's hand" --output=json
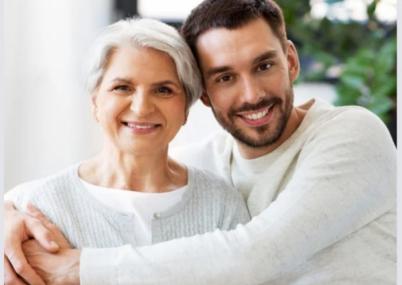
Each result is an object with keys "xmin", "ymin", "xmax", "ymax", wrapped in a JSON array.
[
  {"xmin": 4, "ymin": 201, "xmax": 63, "ymax": 285},
  {"xmin": 22, "ymin": 240, "xmax": 80, "ymax": 285},
  {"xmin": 22, "ymin": 204, "xmax": 80, "ymax": 284}
]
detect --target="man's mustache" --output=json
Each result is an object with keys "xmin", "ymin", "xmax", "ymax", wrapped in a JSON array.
[{"xmin": 230, "ymin": 97, "xmax": 282, "ymax": 114}]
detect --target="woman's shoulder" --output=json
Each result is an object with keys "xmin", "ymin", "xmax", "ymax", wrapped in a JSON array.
[
  {"xmin": 186, "ymin": 166, "xmax": 250, "ymax": 228},
  {"xmin": 5, "ymin": 164, "xmax": 79, "ymax": 207},
  {"xmin": 187, "ymin": 166, "xmax": 233, "ymax": 192}
]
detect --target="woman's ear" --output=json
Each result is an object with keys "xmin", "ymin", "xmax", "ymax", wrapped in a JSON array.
[
  {"xmin": 90, "ymin": 93, "xmax": 99, "ymax": 122},
  {"xmin": 200, "ymin": 91, "xmax": 211, "ymax": 107}
]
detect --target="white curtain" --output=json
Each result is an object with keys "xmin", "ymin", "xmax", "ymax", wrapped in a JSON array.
[{"xmin": 4, "ymin": 0, "xmax": 112, "ymax": 190}]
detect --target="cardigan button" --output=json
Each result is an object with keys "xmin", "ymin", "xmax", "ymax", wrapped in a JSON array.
[{"xmin": 153, "ymin": 212, "xmax": 161, "ymax": 219}]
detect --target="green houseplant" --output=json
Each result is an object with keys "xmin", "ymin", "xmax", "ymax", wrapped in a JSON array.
[{"xmin": 277, "ymin": 0, "xmax": 396, "ymax": 142}]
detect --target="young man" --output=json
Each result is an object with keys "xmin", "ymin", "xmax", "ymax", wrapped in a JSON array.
[{"xmin": 5, "ymin": 0, "xmax": 395, "ymax": 284}]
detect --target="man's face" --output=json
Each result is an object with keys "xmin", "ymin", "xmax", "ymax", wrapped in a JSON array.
[{"xmin": 196, "ymin": 18, "xmax": 299, "ymax": 148}]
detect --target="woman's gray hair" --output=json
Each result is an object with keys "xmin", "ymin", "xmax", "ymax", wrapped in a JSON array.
[{"xmin": 86, "ymin": 17, "xmax": 202, "ymax": 108}]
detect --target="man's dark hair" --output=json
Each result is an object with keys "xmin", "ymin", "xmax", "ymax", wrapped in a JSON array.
[{"xmin": 181, "ymin": 0, "xmax": 287, "ymax": 60}]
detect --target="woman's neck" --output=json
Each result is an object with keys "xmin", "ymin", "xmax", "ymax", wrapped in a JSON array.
[{"xmin": 79, "ymin": 145, "xmax": 187, "ymax": 193}]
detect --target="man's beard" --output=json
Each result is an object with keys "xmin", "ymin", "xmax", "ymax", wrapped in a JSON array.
[{"xmin": 211, "ymin": 88, "xmax": 294, "ymax": 148}]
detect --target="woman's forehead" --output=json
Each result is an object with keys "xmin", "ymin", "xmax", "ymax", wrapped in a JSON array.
[{"xmin": 103, "ymin": 45, "xmax": 181, "ymax": 83}]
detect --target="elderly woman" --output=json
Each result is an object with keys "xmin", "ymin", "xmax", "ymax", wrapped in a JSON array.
[{"xmin": 5, "ymin": 17, "xmax": 249, "ymax": 269}]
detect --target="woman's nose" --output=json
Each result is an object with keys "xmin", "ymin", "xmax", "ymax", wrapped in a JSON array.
[{"xmin": 130, "ymin": 91, "xmax": 155, "ymax": 116}]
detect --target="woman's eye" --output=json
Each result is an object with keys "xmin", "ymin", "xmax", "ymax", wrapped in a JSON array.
[
  {"xmin": 257, "ymin": 62, "xmax": 272, "ymax": 72},
  {"xmin": 156, "ymin": 86, "xmax": 173, "ymax": 96},
  {"xmin": 113, "ymin": 85, "xmax": 131, "ymax": 92}
]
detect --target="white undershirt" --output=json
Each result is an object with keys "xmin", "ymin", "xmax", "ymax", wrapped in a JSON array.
[{"xmin": 79, "ymin": 178, "xmax": 188, "ymax": 246}]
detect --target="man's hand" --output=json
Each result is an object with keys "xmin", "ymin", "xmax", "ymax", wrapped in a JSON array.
[
  {"xmin": 4, "ymin": 201, "xmax": 61, "ymax": 285},
  {"xmin": 22, "ymin": 240, "xmax": 80, "ymax": 285}
]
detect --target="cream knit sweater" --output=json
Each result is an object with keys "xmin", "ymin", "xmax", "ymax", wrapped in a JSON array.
[{"xmin": 73, "ymin": 99, "xmax": 398, "ymax": 284}]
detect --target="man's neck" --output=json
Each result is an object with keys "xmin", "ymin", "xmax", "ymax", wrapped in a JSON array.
[{"xmin": 237, "ymin": 106, "xmax": 308, "ymax": 159}]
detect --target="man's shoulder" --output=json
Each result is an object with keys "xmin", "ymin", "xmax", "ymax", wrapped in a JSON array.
[
  {"xmin": 308, "ymin": 100, "xmax": 392, "ymax": 143},
  {"xmin": 324, "ymin": 104, "xmax": 384, "ymax": 124},
  {"xmin": 170, "ymin": 131, "xmax": 232, "ymax": 170},
  {"xmin": 299, "ymin": 101, "xmax": 396, "ymax": 166}
]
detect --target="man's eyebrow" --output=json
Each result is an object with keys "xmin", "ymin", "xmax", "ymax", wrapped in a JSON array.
[
  {"xmin": 204, "ymin": 51, "xmax": 278, "ymax": 80},
  {"xmin": 205, "ymin": 66, "xmax": 232, "ymax": 80},
  {"xmin": 252, "ymin": 51, "xmax": 278, "ymax": 65}
]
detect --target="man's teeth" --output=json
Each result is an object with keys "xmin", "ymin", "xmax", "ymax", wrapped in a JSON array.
[{"xmin": 244, "ymin": 108, "xmax": 269, "ymax": 120}]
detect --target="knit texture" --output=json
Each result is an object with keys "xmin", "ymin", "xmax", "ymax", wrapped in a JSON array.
[
  {"xmin": 6, "ymin": 165, "xmax": 250, "ymax": 247},
  {"xmin": 80, "ymin": 98, "xmax": 395, "ymax": 285}
]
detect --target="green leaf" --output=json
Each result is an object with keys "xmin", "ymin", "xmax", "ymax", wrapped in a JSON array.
[
  {"xmin": 324, "ymin": 0, "xmax": 343, "ymax": 4},
  {"xmin": 367, "ymin": 1, "xmax": 378, "ymax": 19}
]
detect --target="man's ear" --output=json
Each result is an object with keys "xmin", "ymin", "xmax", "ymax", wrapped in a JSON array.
[
  {"xmin": 286, "ymin": 40, "xmax": 300, "ymax": 82},
  {"xmin": 200, "ymin": 91, "xmax": 211, "ymax": 107}
]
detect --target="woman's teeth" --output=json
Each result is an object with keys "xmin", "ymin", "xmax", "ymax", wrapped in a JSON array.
[{"xmin": 124, "ymin": 122, "xmax": 157, "ymax": 129}]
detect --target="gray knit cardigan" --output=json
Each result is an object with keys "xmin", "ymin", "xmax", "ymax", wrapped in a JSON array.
[{"xmin": 6, "ymin": 164, "xmax": 250, "ymax": 247}]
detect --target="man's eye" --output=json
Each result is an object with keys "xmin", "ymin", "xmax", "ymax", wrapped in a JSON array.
[
  {"xmin": 256, "ymin": 62, "xmax": 272, "ymax": 72},
  {"xmin": 216, "ymin": 74, "xmax": 233, "ymax": 83}
]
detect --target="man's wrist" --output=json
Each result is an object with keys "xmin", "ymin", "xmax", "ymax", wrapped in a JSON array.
[{"xmin": 81, "ymin": 245, "xmax": 132, "ymax": 285}]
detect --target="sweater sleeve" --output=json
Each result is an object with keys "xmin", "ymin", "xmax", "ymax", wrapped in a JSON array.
[
  {"xmin": 4, "ymin": 182, "xmax": 40, "ymax": 211},
  {"xmin": 80, "ymin": 109, "xmax": 396, "ymax": 285}
]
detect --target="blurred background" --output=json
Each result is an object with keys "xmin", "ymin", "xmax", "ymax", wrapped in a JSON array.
[{"xmin": 3, "ymin": 0, "xmax": 396, "ymax": 190}]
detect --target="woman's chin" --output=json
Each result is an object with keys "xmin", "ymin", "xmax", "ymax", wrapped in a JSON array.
[{"xmin": 118, "ymin": 143, "xmax": 167, "ymax": 156}]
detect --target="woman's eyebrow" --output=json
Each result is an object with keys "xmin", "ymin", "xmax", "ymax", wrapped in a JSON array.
[
  {"xmin": 111, "ymin": 77, "xmax": 132, "ymax": 84},
  {"xmin": 151, "ymin": 80, "xmax": 180, "ymax": 87}
]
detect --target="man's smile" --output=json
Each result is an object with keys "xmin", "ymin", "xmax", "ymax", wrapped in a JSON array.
[{"xmin": 236, "ymin": 103, "xmax": 275, "ymax": 127}]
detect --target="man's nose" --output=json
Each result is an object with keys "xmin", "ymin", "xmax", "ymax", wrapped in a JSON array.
[{"xmin": 241, "ymin": 77, "xmax": 265, "ymax": 104}]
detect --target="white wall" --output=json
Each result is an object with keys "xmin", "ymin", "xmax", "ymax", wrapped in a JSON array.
[
  {"xmin": 1, "ymin": 0, "xmax": 5, "ymax": 282},
  {"xmin": 139, "ymin": 0, "xmax": 204, "ymax": 21}
]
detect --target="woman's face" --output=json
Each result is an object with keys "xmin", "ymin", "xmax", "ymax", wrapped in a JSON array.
[{"xmin": 93, "ymin": 45, "xmax": 187, "ymax": 155}]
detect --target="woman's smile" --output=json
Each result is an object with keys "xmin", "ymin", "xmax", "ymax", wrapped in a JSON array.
[
  {"xmin": 121, "ymin": 120, "xmax": 162, "ymax": 135},
  {"xmin": 93, "ymin": 45, "xmax": 187, "ymax": 154}
]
